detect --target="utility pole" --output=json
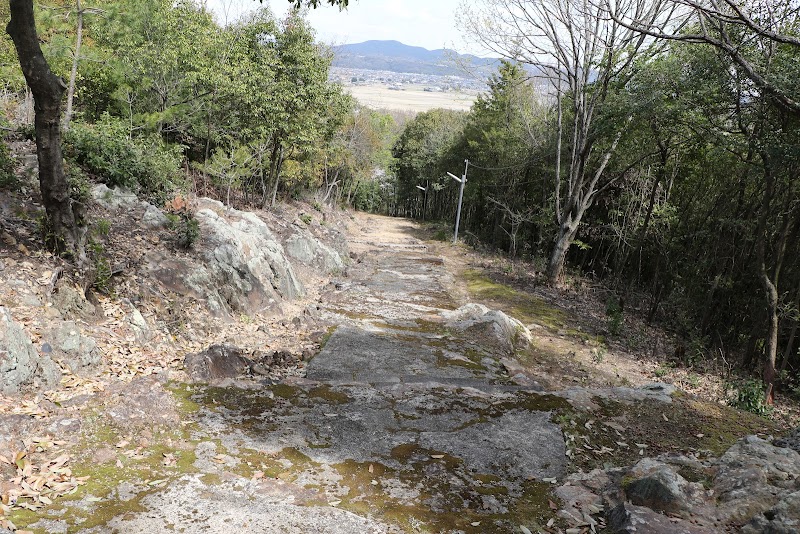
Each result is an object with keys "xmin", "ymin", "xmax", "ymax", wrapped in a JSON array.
[
  {"xmin": 448, "ymin": 159, "xmax": 469, "ymax": 243},
  {"xmin": 415, "ymin": 182, "xmax": 428, "ymax": 220}
]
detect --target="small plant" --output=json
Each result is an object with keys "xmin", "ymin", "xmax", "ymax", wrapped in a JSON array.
[
  {"xmin": 88, "ymin": 240, "xmax": 113, "ymax": 295},
  {"xmin": 312, "ymin": 201, "xmax": 323, "ymax": 212},
  {"xmin": 299, "ymin": 213, "xmax": 313, "ymax": 225},
  {"xmin": 687, "ymin": 373, "xmax": 701, "ymax": 388},
  {"xmin": 591, "ymin": 346, "xmax": 607, "ymax": 364},
  {"xmin": 94, "ymin": 219, "xmax": 111, "ymax": 236},
  {"xmin": 654, "ymin": 362, "xmax": 674, "ymax": 378},
  {"xmin": 726, "ymin": 378, "xmax": 772, "ymax": 416},
  {"xmin": 605, "ymin": 297, "xmax": 623, "ymax": 336},
  {"xmin": 433, "ymin": 229, "xmax": 449, "ymax": 241},
  {"xmin": 165, "ymin": 194, "xmax": 200, "ymax": 249},
  {"xmin": 0, "ymin": 141, "xmax": 16, "ymax": 189}
]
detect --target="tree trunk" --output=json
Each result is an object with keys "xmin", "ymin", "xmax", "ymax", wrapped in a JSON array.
[
  {"xmin": 761, "ymin": 270, "xmax": 779, "ymax": 404},
  {"xmin": 269, "ymin": 145, "xmax": 284, "ymax": 207},
  {"xmin": 547, "ymin": 216, "xmax": 579, "ymax": 283},
  {"xmin": 63, "ymin": 0, "xmax": 82, "ymax": 130},
  {"xmin": 7, "ymin": 0, "xmax": 86, "ymax": 263}
]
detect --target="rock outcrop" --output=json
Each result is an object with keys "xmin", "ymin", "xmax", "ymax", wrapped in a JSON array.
[
  {"xmin": 92, "ymin": 184, "xmax": 169, "ymax": 230},
  {"xmin": 144, "ymin": 198, "xmax": 304, "ymax": 317},
  {"xmin": 556, "ymin": 435, "xmax": 800, "ymax": 534},
  {"xmin": 284, "ymin": 227, "xmax": 345, "ymax": 273},
  {"xmin": 42, "ymin": 320, "xmax": 100, "ymax": 376},
  {"xmin": 184, "ymin": 345, "xmax": 251, "ymax": 383},
  {"xmin": 0, "ymin": 307, "xmax": 61, "ymax": 394}
]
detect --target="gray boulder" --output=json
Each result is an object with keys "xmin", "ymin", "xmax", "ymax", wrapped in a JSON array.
[
  {"xmin": 284, "ymin": 229, "xmax": 345, "ymax": 273},
  {"xmin": 92, "ymin": 184, "xmax": 139, "ymax": 211},
  {"xmin": 0, "ymin": 307, "xmax": 61, "ymax": 394},
  {"xmin": 742, "ymin": 490, "xmax": 800, "ymax": 534},
  {"xmin": 185, "ymin": 345, "xmax": 250, "ymax": 383},
  {"xmin": 51, "ymin": 285, "xmax": 96, "ymax": 319},
  {"xmin": 624, "ymin": 458, "xmax": 705, "ymax": 515},
  {"xmin": 608, "ymin": 503, "xmax": 714, "ymax": 534},
  {"xmin": 442, "ymin": 303, "xmax": 532, "ymax": 353},
  {"xmin": 122, "ymin": 299, "xmax": 152, "ymax": 343},
  {"xmin": 196, "ymin": 199, "xmax": 303, "ymax": 301},
  {"xmin": 142, "ymin": 203, "xmax": 169, "ymax": 229},
  {"xmin": 43, "ymin": 321, "xmax": 100, "ymax": 376},
  {"xmin": 714, "ymin": 435, "xmax": 800, "ymax": 525},
  {"xmin": 774, "ymin": 427, "xmax": 800, "ymax": 454}
]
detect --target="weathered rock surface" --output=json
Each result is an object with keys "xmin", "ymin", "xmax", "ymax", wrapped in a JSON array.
[
  {"xmin": 284, "ymin": 227, "xmax": 345, "ymax": 273},
  {"xmin": 42, "ymin": 320, "xmax": 100, "ymax": 376},
  {"xmin": 102, "ymin": 376, "xmax": 180, "ymax": 430},
  {"xmin": 715, "ymin": 435, "xmax": 800, "ymax": 526},
  {"xmin": 558, "ymin": 435, "xmax": 800, "ymax": 534},
  {"xmin": 93, "ymin": 183, "xmax": 169, "ymax": 230},
  {"xmin": 442, "ymin": 302, "xmax": 533, "ymax": 353},
  {"xmin": 624, "ymin": 457, "xmax": 709, "ymax": 516},
  {"xmin": 0, "ymin": 306, "xmax": 60, "ymax": 394},
  {"xmin": 92, "ymin": 474, "xmax": 390, "ymax": 534},
  {"xmin": 775, "ymin": 426, "xmax": 800, "ymax": 453},
  {"xmin": 142, "ymin": 203, "xmax": 169, "ymax": 229},
  {"xmin": 196, "ymin": 198, "xmax": 303, "ymax": 300},
  {"xmin": 91, "ymin": 184, "xmax": 139, "ymax": 211},
  {"xmin": 122, "ymin": 299, "xmax": 152, "ymax": 343},
  {"xmin": 51, "ymin": 285, "xmax": 96, "ymax": 319},
  {"xmin": 184, "ymin": 345, "xmax": 251, "ymax": 383},
  {"xmin": 144, "ymin": 198, "xmax": 304, "ymax": 317},
  {"xmin": 608, "ymin": 502, "xmax": 714, "ymax": 534}
]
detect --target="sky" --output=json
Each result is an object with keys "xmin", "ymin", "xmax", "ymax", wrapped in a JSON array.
[{"xmin": 202, "ymin": 0, "xmax": 474, "ymax": 53}]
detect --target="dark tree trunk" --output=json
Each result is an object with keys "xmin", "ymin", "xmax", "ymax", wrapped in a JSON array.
[{"xmin": 7, "ymin": 0, "xmax": 86, "ymax": 263}]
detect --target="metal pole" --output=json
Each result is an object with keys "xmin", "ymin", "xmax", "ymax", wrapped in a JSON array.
[
  {"xmin": 423, "ymin": 180, "xmax": 428, "ymax": 221},
  {"xmin": 453, "ymin": 159, "xmax": 469, "ymax": 243}
]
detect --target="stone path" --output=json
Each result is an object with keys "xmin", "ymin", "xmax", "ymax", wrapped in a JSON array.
[{"xmin": 80, "ymin": 223, "xmax": 569, "ymax": 533}]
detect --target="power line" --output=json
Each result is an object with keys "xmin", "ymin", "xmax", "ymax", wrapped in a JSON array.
[{"xmin": 467, "ymin": 159, "xmax": 531, "ymax": 172}]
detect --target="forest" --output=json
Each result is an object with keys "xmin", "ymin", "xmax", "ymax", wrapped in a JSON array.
[
  {"xmin": 388, "ymin": 0, "xmax": 800, "ymax": 408},
  {"xmin": 1, "ymin": 0, "xmax": 798, "ymax": 410}
]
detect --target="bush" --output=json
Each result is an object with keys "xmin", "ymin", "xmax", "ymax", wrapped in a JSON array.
[
  {"xmin": 0, "ymin": 140, "xmax": 16, "ymax": 189},
  {"xmin": 63, "ymin": 114, "xmax": 183, "ymax": 201},
  {"xmin": 605, "ymin": 297, "xmax": 623, "ymax": 336},
  {"xmin": 726, "ymin": 378, "xmax": 772, "ymax": 416}
]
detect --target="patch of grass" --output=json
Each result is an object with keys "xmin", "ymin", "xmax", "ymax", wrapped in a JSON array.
[
  {"xmin": 463, "ymin": 269, "xmax": 566, "ymax": 331},
  {"xmin": 654, "ymin": 362, "xmax": 674, "ymax": 378}
]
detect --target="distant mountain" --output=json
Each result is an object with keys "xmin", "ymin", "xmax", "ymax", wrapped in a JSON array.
[{"xmin": 331, "ymin": 40, "xmax": 500, "ymax": 77}]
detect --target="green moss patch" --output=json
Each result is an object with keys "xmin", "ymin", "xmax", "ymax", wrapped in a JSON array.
[{"xmin": 464, "ymin": 269, "xmax": 567, "ymax": 331}]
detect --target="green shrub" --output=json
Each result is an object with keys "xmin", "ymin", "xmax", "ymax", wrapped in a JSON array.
[
  {"xmin": 726, "ymin": 378, "xmax": 772, "ymax": 416},
  {"xmin": 300, "ymin": 213, "xmax": 313, "ymax": 225},
  {"xmin": 605, "ymin": 297, "xmax": 623, "ymax": 336},
  {"xmin": 88, "ymin": 240, "xmax": 113, "ymax": 295},
  {"xmin": 0, "ymin": 141, "xmax": 16, "ymax": 189},
  {"xmin": 63, "ymin": 114, "xmax": 183, "ymax": 201}
]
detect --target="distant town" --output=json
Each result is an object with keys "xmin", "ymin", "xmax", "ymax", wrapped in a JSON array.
[{"xmin": 330, "ymin": 67, "xmax": 488, "ymax": 93}]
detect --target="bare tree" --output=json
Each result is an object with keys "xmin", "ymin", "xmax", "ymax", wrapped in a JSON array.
[
  {"xmin": 487, "ymin": 196, "xmax": 538, "ymax": 259},
  {"xmin": 460, "ymin": 0, "xmax": 671, "ymax": 284},
  {"xmin": 606, "ymin": 0, "xmax": 800, "ymax": 117}
]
